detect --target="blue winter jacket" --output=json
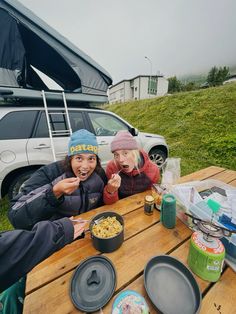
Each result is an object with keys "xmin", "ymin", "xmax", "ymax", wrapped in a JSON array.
[
  {"xmin": 0, "ymin": 218, "xmax": 74, "ymax": 292},
  {"xmin": 8, "ymin": 161, "xmax": 106, "ymax": 230}
]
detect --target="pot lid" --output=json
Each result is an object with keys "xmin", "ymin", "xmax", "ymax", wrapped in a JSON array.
[{"xmin": 70, "ymin": 255, "xmax": 116, "ymax": 312}]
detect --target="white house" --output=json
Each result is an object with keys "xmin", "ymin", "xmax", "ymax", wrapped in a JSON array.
[{"xmin": 108, "ymin": 75, "xmax": 169, "ymax": 104}]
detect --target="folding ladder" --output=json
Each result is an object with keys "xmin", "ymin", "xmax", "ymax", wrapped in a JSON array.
[{"xmin": 42, "ymin": 90, "xmax": 72, "ymax": 161}]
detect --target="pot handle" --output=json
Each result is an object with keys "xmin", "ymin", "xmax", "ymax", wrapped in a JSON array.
[{"xmin": 87, "ymin": 269, "xmax": 100, "ymax": 286}]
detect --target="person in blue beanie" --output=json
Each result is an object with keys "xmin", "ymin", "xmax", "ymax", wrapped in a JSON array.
[{"xmin": 8, "ymin": 129, "xmax": 107, "ymax": 230}]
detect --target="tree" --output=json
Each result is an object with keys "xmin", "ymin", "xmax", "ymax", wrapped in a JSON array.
[
  {"xmin": 207, "ymin": 66, "xmax": 230, "ymax": 86},
  {"xmin": 182, "ymin": 81, "xmax": 197, "ymax": 91},
  {"xmin": 168, "ymin": 76, "xmax": 182, "ymax": 93}
]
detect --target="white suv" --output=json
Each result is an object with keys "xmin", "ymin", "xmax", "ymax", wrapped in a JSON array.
[{"xmin": 0, "ymin": 103, "xmax": 168, "ymax": 199}]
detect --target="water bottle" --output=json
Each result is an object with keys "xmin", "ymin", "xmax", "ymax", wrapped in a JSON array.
[{"xmin": 161, "ymin": 194, "xmax": 176, "ymax": 228}]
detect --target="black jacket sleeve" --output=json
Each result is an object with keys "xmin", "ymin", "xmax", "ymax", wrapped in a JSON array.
[
  {"xmin": 0, "ymin": 217, "xmax": 74, "ymax": 292},
  {"xmin": 8, "ymin": 163, "xmax": 64, "ymax": 230}
]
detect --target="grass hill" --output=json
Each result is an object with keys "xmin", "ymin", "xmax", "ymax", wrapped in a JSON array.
[
  {"xmin": 104, "ymin": 83, "xmax": 236, "ymax": 176},
  {"xmin": 1, "ymin": 83, "xmax": 236, "ymax": 231}
]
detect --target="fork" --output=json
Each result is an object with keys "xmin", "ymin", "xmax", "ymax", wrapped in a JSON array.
[
  {"xmin": 93, "ymin": 216, "xmax": 105, "ymax": 225},
  {"xmin": 71, "ymin": 217, "xmax": 104, "ymax": 224}
]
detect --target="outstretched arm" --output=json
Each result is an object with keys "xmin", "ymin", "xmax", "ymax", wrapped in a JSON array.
[{"xmin": 0, "ymin": 218, "xmax": 85, "ymax": 292}]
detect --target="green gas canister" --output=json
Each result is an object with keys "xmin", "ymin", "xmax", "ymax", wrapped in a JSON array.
[{"xmin": 188, "ymin": 231, "xmax": 225, "ymax": 282}]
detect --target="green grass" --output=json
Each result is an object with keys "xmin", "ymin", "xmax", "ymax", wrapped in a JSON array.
[
  {"xmin": 104, "ymin": 83, "xmax": 236, "ymax": 175},
  {"xmin": 1, "ymin": 83, "xmax": 236, "ymax": 232},
  {"xmin": 0, "ymin": 196, "xmax": 12, "ymax": 231}
]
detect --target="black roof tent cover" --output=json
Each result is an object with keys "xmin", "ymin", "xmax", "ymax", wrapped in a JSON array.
[{"xmin": 0, "ymin": 0, "xmax": 112, "ymax": 96}]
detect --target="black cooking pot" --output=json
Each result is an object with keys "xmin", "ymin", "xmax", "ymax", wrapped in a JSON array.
[{"xmin": 89, "ymin": 211, "xmax": 124, "ymax": 253}]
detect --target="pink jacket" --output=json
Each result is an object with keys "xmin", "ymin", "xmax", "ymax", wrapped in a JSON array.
[{"xmin": 103, "ymin": 150, "xmax": 160, "ymax": 204}]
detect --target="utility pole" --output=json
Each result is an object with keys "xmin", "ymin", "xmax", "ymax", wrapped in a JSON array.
[{"xmin": 145, "ymin": 56, "xmax": 152, "ymax": 98}]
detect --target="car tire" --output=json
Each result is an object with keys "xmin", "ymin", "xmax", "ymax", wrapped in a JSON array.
[
  {"xmin": 8, "ymin": 170, "xmax": 35, "ymax": 200},
  {"xmin": 149, "ymin": 148, "xmax": 167, "ymax": 167}
]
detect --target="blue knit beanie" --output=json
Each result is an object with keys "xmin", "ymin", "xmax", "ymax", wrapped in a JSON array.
[{"xmin": 68, "ymin": 129, "xmax": 98, "ymax": 156}]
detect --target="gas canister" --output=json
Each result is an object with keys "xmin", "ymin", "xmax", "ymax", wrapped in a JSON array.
[{"xmin": 188, "ymin": 231, "xmax": 225, "ymax": 282}]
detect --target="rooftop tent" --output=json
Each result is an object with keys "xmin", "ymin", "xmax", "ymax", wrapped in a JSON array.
[{"xmin": 0, "ymin": 0, "xmax": 112, "ymax": 96}]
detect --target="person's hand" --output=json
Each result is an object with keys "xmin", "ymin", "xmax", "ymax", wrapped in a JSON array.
[
  {"xmin": 53, "ymin": 177, "xmax": 81, "ymax": 198},
  {"xmin": 69, "ymin": 217, "xmax": 87, "ymax": 239},
  {"xmin": 106, "ymin": 173, "xmax": 121, "ymax": 194}
]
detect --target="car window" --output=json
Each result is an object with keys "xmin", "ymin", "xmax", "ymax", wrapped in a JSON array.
[
  {"xmin": 34, "ymin": 110, "xmax": 86, "ymax": 138},
  {"xmin": 88, "ymin": 112, "xmax": 128, "ymax": 136},
  {"xmin": 35, "ymin": 111, "xmax": 66, "ymax": 138},
  {"xmin": 0, "ymin": 110, "xmax": 38, "ymax": 139},
  {"xmin": 69, "ymin": 111, "xmax": 86, "ymax": 132},
  {"xmin": 34, "ymin": 112, "xmax": 50, "ymax": 138}
]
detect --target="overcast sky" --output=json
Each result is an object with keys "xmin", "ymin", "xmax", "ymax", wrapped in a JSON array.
[{"xmin": 19, "ymin": 0, "xmax": 236, "ymax": 84}]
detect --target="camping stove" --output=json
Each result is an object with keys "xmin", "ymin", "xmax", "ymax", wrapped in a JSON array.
[{"xmin": 186, "ymin": 214, "xmax": 229, "ymax": 282}]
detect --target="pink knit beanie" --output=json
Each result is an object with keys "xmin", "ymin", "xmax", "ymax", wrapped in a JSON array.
[{"xmin": 111, "ymin": 131, "xmax": 139, "ymax": 152}]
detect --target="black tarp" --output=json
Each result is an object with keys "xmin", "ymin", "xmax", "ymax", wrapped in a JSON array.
[{"xmin": 0, "ymin": 0, "xmax": 112, "ymax": 96}]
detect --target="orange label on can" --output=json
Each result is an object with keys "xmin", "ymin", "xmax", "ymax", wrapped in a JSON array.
[{"xmin": 192, "ymin": 232, "xmax": 225, "ymax": 254}]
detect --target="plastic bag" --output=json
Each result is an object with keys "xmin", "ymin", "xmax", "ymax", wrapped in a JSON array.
[{"xmin": 161, "ymin": 157, "xmax": 181, "ymax": 187}]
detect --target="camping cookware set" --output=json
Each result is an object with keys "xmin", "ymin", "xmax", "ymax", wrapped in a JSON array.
[
  {"xmin": 70, "ymin": 203, "xmax": 235, "ymax": 312},
  {"xmin": 69, "ymin": 210, "xmax": 203, "ymax": 313}
]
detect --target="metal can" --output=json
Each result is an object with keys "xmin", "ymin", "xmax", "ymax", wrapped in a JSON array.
[{"xmin": 144, "ymin": 195, "xmax": 154, "ymax": 215}]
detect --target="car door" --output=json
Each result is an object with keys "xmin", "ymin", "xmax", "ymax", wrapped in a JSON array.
[
  {"xmin": 27, "ymin": 109, "xmax": 87, "ymax": 164},
  {"xmin": 0, "ymin": 109, "xmax": 38, "ymax": 181},
  {"xmin": 87, "ymin": 111, "xmax": 130, "ymax": 167}
]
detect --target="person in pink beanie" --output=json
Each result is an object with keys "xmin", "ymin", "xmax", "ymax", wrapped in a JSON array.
[{"xmin": 103, "ymin": 130, "xmax": 160, "ymax": 204}]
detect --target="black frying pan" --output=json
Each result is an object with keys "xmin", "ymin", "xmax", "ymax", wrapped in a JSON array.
[{"xmin": 144, "ymin": 255, "xmax": 201, "ymax": 314}]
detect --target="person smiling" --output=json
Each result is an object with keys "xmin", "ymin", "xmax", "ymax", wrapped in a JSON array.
[
  {"xmin": 103, "ymin": 130, "xmax": 160, "ymax": 205},
  {"xmin": 8, "ymin": 129, "xmax": 107, "ymax": 230}
]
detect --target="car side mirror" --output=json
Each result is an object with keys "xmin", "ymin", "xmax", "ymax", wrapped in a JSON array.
[{"xmin": 129, "ymin": 127, "xmax": 139, "ymax": 136}]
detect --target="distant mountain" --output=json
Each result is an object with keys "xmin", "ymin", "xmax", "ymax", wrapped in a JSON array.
[{"xmin": 179, "ymin": 73, "xmax": 207, "ymax": 85}]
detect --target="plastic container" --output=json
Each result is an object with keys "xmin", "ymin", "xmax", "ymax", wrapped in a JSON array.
[{"xmin": 171, "ymin": 179, "xmax": 236, "ymax": 264}]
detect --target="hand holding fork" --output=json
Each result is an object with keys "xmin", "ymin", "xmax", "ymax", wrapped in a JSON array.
[{"xmin": 107, "ymin": 170, "xmax": 121, "ymax": 194}]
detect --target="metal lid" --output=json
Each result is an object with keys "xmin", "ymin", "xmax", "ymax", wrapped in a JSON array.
[
  {"xmin": 145, "ymin": 195, "xmax": 154, "ymax": 202},
  {"xmin": 70, "ymin": 256, "xmax": 116, "ymax": 312}
]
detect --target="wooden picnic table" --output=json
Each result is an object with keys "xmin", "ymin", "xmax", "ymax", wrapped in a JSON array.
[{"xmin": 23, "ymin": 166, "xmax": 236, "ymax": 314}]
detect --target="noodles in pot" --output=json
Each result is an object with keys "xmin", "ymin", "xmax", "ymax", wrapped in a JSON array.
[{"xmin": 92, "ymin": 216, "xmax": 123, "ymax": 238}]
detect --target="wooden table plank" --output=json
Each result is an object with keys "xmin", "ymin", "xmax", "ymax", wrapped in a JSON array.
[
  {"xmin": 24, "ymin": 219, "xmax": 191, "ymax": 313},
  {"xmin": 200, "ymin": 267, "xmax": 236, "ymax": 314},
  {"xmin": 178, "ymin": 166, "xmax": 225, "ymax": 183},
  {"xmin": 210, "ymin": 169, "xmax": 236, "ymax": 184},
  {"xmin": 78, "ymin": 190, "xmax": 148, "ymax": 219},
  {"xmin": 26, "ymin": 207, "xmax": 160, "ymax": 294},
  {"xmin": 229, "ymin": 179, "xmax": 236, "ymax": 187}
]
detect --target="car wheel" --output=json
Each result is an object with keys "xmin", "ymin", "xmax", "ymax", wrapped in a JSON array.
[
  {"xmin": 8, "ymin": 170, "xmax": 35, "ymax": 200},
  {"xmin": 149, "ymin": 148, "xmax": 167, "ymax": 167}
]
